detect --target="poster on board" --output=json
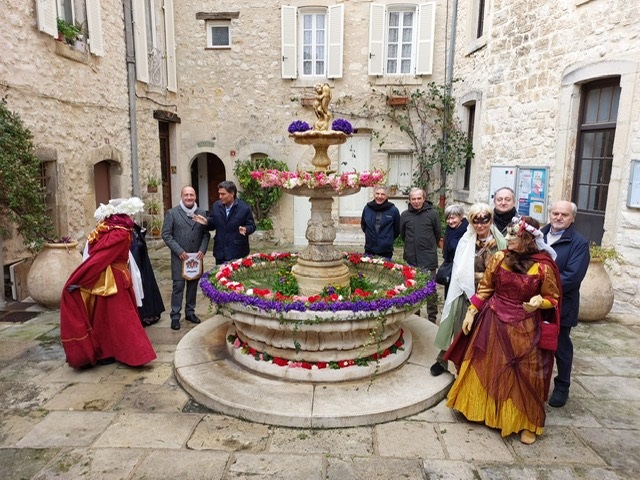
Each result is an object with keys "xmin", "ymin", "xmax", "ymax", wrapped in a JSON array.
[
  {"xmin": 516, "ymin": 167, "xmax": 548, "ymax": 223},
  {"xmin": 489, "ymin": 167, "xmax": 517, "ymax": 205}
]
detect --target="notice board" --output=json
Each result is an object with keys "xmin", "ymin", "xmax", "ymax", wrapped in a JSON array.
[{"xmin": 490, "ymin": 166, "xmax": 549, "ymax": 224}]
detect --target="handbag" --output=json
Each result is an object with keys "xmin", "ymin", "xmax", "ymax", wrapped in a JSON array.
[
  {"xmin": 539, "ymin": 320, "xmax": 559, "ymax": 351},
  {"xmin": 435, "ymin": 261, "xmax": 453, "ymax": 285}
]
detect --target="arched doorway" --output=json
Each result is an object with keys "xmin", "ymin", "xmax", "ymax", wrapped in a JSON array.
[
  {"xmin": 94, "ymin": 160, "xmax": 120, "ymax": 207},
  {"xmin": 190, "ymin": 153, "xmax": 226, "ymax": 213}
]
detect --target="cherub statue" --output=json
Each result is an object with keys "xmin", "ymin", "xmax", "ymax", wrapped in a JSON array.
[{"xmin": 313, "ymin": 83, "xmax": 332, "ymax": 131}]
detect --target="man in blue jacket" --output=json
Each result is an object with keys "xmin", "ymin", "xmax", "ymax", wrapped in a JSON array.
[
  {"xmin": 194, "ymin": 181, "xmax": 256, "ymax": 265},
  {"xmin": 541, "ymin": 200, "xmax": 590, "ymax": 407},
  {"xmin": 361, "ymin": 186, "xmax": 400, "ymax": 259}
]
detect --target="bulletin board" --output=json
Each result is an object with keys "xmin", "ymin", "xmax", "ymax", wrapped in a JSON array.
[
  {"xmin": 488, "ymin": 167, "xmax": 517, "ymax": 204},
  {"xmin": 515, "ymin": 167, "xmax": 549, "ymax": 223},
  {"xmin": 628, "ymin": 160, "xmax": 640, "ymax": 208}
]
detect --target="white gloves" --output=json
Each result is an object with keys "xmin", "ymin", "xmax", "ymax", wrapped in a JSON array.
[
  {"xmin": 462, "ymin": 306, "xmax": 478, "ymax": 335},
  {"xmin": 523, "ymin": 294, "xmax": 543, "ymax": 313}
]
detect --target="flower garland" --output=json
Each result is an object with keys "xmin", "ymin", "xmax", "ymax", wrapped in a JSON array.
[
  {"xmin": 249, "ymin": 169, "xmax": 387, "ymax": 193},
  {"xmin": 200, "ymin": 252, "xmax": 436, "ymax": 314},
  {"xmin": 228, "ymin": 330, "xmax": 405, "ymax": 370}
]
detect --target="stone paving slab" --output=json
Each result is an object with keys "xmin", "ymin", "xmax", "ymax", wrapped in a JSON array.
[
  {"xmin": 0, "ymin": 410, "xmax": 47, "ymax": 447},
  {"xmin": 326, "ymin": 456, "xmax": 425, "ymax": 479},
  {"xmin": 42, "ymin": 382, "xmax": 126, "ymax": 411},
  {"xmin": 269, "ymin": 426, "xmax": 374, "ymax": 455},
  {"xmin": 0, "ymin": 448, "xmax": 60, "ymax": 480},
  {"xmin": 228, "ymin": 453, "xmax": 324, "ymax": 479},
  {"xmin": 376, "ymin": 420, "xmax": 446, "ymax": 458},
  {"xmin": 92, "ymin": 412, "xmax": 201, "ymax": 449},
  {"xmin": 577, "ymin": 375, "xmax": 640, "ymax": 401},
  {"xmin": 575, "ymin": 426, "xmax": 640, "ymax": 471},
  {"xmin": 113, "ymin": 383, "xmax": 190, "ymax": 413},
  {"xmin": 187, "ymin": 414, "xmax": 270, "ymax": 452},
  {"xmin": 16, "ymin": 411, "xmax": 116, "ymax": 448},
  {"xmin": 134, "ymin": 450, "xmax": 230, "ymax": 480},
  {"xmin": 440, "ymin": 423, "xmax": 513, "ymax": 462},
  {"xmin": 33, "ymin": 447, "xmax": 144, "ymax": 480}
]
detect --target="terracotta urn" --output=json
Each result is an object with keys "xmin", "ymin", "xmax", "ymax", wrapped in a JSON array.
[
  {"xmin": 578, "ymin": 260, "xmax": 614, "ymax": 322},
  {"xmin": 26, "ymin": 241, "xmax": 82, "ymax": 309}
]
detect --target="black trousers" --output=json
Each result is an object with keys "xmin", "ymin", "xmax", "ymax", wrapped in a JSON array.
[{"xmin": 554, "ymin": 325, "xmax": 573, "ymax": 392}]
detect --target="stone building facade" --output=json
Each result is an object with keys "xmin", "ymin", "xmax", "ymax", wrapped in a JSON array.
[{"xmin": 446, "ymin": 0, "xmax": 640, "ymax": 315}]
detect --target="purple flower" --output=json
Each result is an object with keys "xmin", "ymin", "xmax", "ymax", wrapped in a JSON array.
[
  {"xmin": 331, "ymin": 118, "xmax": 353, "ymax": 135},
  {"xmin": 288, "ymin": 120, "xmax": 311, "ymax": 133}
]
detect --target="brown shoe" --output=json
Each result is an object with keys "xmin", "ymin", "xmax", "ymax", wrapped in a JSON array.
[{"xmin": 520, "ymin": 430, "xmax": 536, "ymax": 445}]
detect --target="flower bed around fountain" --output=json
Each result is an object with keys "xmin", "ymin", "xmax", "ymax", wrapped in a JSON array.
[{"xmin": 200, "ymin": 252, "xmax": 436, "ymax": 381}]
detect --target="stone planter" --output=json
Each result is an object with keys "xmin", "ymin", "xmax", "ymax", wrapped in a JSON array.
[
  {"xmin": 578, "ymin": 260, "xmax": 614, "ymax": 322},
  {"xmin": 26, "ymin": 241, "xmax": 82, "ymax": 309}
]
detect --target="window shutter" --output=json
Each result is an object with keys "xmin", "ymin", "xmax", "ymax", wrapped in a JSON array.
[
  {"xmin": 327, "ymin": 4, "xmax": 343, "ymax": 79},
  {"xmin": 132, "ymin": 0, "xmax": 149, "ymax": 83},
  {"xmin": 164, "ymin": 0, "xmax": 177, "ymax": 92},
  {"xmin": 415, "ymin": 2, "xmax": 436, "ymax": 75},
  {"xmin": 368, "ymin": 4, "xmax": 385, "ymax": 76},
  {"xmin": 281, "ymin": 6, "xmax": 297, "ymax": 79},
  {"xmin": 36, "ymin": 0, "xmax": 58, "ymax": 38},
  {"xmin": 86, "ymin": 0, "xmax": 104, "ymax": 56}
]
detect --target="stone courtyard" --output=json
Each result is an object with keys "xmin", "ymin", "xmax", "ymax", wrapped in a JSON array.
[{"xmin": 0, "ymin": 243, "xmax": 638, "ymax": 479}]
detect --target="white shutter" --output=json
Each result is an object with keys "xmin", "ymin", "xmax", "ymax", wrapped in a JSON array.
[
  {"xmin": 86, "ymin": 0, "xmax": 105, "ymax": 56},
  {"xmin": 415, "ymin": 2, "xmax": 436, "ymax": 75},
  {"xmin": 164, "ymin": 0, "xmax": 177, "ymax": 92},
  {"xmin": 281, "ymin": 6, "xmax": 297, "ymax": 79},
  {"xmin": 36, "ymin": 0, "xmax": 58, "ymax": 38},
  {"xmin": 132, "ymin": 0, "xmax": 149, "ymax": 83},
  {"xmin": 326, "ymin": 4, "xmax": 343, "ymax": 79},
  {"xmin": 368, "ymin": 4, "xmax": 385, "ymax": 76}
]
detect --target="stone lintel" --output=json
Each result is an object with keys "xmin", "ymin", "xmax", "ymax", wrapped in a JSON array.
[
  {"xmin": 153, "ymin": 110, "xmax": 181, "ymax": 123},
  {"xmin": 196, "ymin": 12, "xmax": 240, "ymax": 21}
]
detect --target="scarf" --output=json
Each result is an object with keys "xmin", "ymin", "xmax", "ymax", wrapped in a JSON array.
[
  {"xmin": 366, "ymin": 199, "xmax": 394, "ymax": 212},
  {"xmin": 493, "ymin": 207, "xmax": 517, "ymax": 233},
  {"xmin": 180, "ymin": 201, "xmax": 197, "ymax": 217}
]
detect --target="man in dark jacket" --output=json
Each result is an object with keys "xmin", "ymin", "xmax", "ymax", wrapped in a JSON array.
[
  {"xmin": 194, "ymin": 181, "xmax": 256, "ymax": 265},
  {"xmin": 541, "ymin": 200, "xmax": 590, "ymax": 407},
  {"xmin": 492, "ymin": 186, "xmax": 518, "ymax": 234},
  {"xmin": 400, "ymin": 187, "xmax": 441, "ymax": 323},
  {"xmin": 361, "ymin": 186, "xmax": 400, "ymax": 259}
]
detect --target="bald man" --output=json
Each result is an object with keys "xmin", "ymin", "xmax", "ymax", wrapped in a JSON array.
[{"xmin": 541, "ymin": 201, "xmax": 590, "ymax": 407}]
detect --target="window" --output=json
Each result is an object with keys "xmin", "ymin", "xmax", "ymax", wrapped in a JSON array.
[
  {"xmin": 300, "ymin": 10, "xmax": 326, "ymax": 76},
  {"xmin": 207, "ymin": 21, "xmax": 231, "ymax": 48},
  {"xmin": 463, "ymin": 102, "xmax": 476, "ymax": 190},
  {"xmin": 131, "ymin": 0, "xmax": 177, "ymax": 91},
  {"xmin": 281, "ymin": 5, "xmax": 344, "ymax": 79},
  {"xmin": 388, "ymin": 152, "xmax": 415, "ymax": 193},
  {"xmin": 572, "ymin": 79, "xmax": 621, "ymax": 243},
  {"xmin": 476, "ymin": 0, "xmax": 486, "ymax": 39},
  {"xmin": 368, "ymin": 2, "xmax": 435, "ymax": 76},
  {"xmin": 36, "ymin": 0, "xmax": 104, "ymax": 56}
]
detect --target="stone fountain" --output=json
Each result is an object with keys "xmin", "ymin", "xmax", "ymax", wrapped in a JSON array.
[{"xmin": 174, "ymin": 84, "xmax": 452, "ymax": 427}]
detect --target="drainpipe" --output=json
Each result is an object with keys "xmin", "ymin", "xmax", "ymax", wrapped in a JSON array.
[
  {"xmin": 123, "ymin": 0, "xmax": 140, "ymax": 198},
  {"xmin": 441, "ymin": 0, "xmax": 459, "ymax": 209}
]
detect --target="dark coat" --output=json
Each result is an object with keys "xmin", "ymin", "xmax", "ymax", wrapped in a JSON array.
[
  {"xmin": 131, "ymin": 224, "xmax": 165, "ymax": 319},
  {"xmin": 162, "ymin": 206, "xmax": 211, "ymax": 281},
  {"xmin": 400, "ymin": 201, "xmax": 441, "ymax": 270},
  {"xmin": 541, "ymin": 224, "xmax": 590, "ymax": 327},
  {"xmin": 361, "ymin": 200, "xmax": 400, "ymax": 256},
  {"xmin": 442, "ymin": 218, "xmax": 469, "ymax": 264},
  {"xmin": 207, "ymin": 199, "xmax": 256, "ymax": 263}
]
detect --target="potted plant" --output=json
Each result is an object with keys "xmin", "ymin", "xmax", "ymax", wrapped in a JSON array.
[
  {"xmin": 56, "ymin": 18, "xmax": 82, "ymax": 45},
  {"xmin": 0, "ymin": 99, "xmax": 80, "ymax": 308},
  {"xmin": 149, "ymin": 217, "xmax": 163, "ymax": 237},
  {"xmin": 388, "ymin": 184, "xmax": 398, "ymax": 195},
  {"xmin": 386, "ymin": 96, "xmax": 409, "ymax": 107},
  {"xmin": 147, "ymin": 177, "xmax": 160, "ymax": 193},
  {"xmin": 578, "ymin": 243, "xmax": 622, "ymax": 322},
  {"xmin": 146, "ymin": 199, "xmax": 160, "ymax": 215}
]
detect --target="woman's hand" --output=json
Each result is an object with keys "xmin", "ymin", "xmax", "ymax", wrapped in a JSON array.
[
  {"xmin": 523, "ymin": 294, "xmax": 543, "ymax": 313},
  {"xmin": 462, "ymin": 306, "xmax": 478, "ymax": 335}
]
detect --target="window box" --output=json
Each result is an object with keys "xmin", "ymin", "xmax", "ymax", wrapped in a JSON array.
[{"xmin": 386, "ymin": 96, "xmax": 409, "ymax": 106}]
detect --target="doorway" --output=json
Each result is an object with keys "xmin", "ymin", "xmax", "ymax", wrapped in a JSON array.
[{"xmin": 190, "ymin": 153, "xmax": 226, "ymax": 213}]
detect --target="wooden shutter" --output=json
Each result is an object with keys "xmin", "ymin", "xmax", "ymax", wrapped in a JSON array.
[
  {"xmin": 327, "ymin": 4, "xmax": 343, "ymax": 79},
  {"xmin": 281, "ymin": 6, "xmax": 297, "ymax": 79},
  {"xmin": 164, "ymin": 0, "xmax": 177, "ymax": 92},
  {"xmin": 86, "ymin": 0, "xmax": 104, "ymax": 56},
  {"xmin": 415, "ymin": 2, "xmax": 436, "ymax": 75},
  {"xmin": 132, "ymin": 0, "xmax": 149, "ymax": 83},
  {"xmin": 36, "ymin": 0, "xmax": 58, "ymax": 38},
  {"xmin": 368, "ymin": 4, "xmax": 385, "ymax": 76}
]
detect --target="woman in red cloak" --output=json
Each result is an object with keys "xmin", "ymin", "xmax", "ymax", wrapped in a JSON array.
[{"xmin": 60, "ymin": 198, "xmax": 156, "ymax": 368}]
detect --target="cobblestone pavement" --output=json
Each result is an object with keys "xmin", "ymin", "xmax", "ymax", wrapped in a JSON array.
[{"xmin": 0, "ymin": 243, "xmax": 638, "ymax": 479}]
